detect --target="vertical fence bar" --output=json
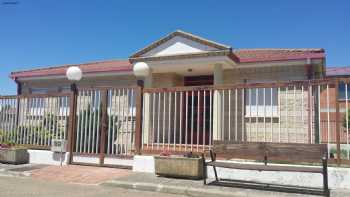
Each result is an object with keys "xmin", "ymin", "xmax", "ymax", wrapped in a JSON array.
[
  {"xmin": 88, "ymin": 90, "xmax": 94, "ymax": 154},
  {"xmin": 242, "ymin": 88, "xmax": 245, "ymax": 142},
  {"xmin": 209, "ymin": 90, "xmax": 213, "ymax": 148},
  {"xmin": 346, "ymin": 83, "xmax": 350, "ymax": 160},
  {"xmin": 107, "ymin": 90, "xmax": 112, "ymax": 155},
  {"xmin": 191, "ymin": 90, "xmax": 194, "ymax": 151},
  {"xmin": 54, "ymin": 97, "xmax": 59, "ymax": 141},
  {"xmin": 263, "ymin": 88, "xmax": 266, "ymax": 142},
  {"xmin": 229, "ymin": 89, "xmax": 231, "ymax": 141},
  {"xmin": 157, "ymin": 92, "xmax": 160, "ymax": 150},
  {"xmin": 76, "ymin": 91, "xmax": 81, "ymax": 152},
  {"xmin": 116, "ymin": 89, "xmax": 122, "ymax": 154},
  {"xmin": 96, "ymin": 91, "xmax": 101, "ymax": 154},
  {"xmin": 197, "ymin": 90, "xmax": 200, "ymax": 151},
  {"xmin": 293, "ymin": 85, "xmax": 297, "ymax": 143},
  {"xmin": 301, "ymin": 85, "xmax": 305, "ymax": 143},
  {"xmin": 185, "ymin": 91, "xmax": 188, "ymax": 151},
  {"xmin": 0, "ymin": 99, "xmax": 3, "ymax": 142},
  {"xmin": 168, "ymin": 92, "xmax": 172, "ymax": 150},
  {"xmin": 121, "ymin": 89, "xmax": 126, "ymax": 154},
  {"xmin": 152, "ymin": 92, "xmax": 155, "ymax": 150},
  {"xmin": 112, "ymin": 90, "xmax": 117, "ymax": 154},
  {"xmin": 318, "ymin": 85, "xmax": 321, "ymax": 144},
  {"xmin": 84, "ymin": 90, "xmax": 89, "ymax": 153},
  {"xmin": 131, "ymin": 89, "xmax": 135, "ymax": 151},
  {"xmin": 235, "ymin": 88, "xmax": 238, "ymax": 141},
  {"xmin": 203, "ymin": 90, "xmax": 206, "ymax": 150},
  {"xmin": 335, "ymin": 79, "xmax": 341, "ymax": 166},
  {"xmin": 270, "ymin": 88, "xmax": 273, "ymax": 142},
  {"xmin": 327, "ymin": 84, "xmax": 330, "ymax": 145},
  {"xmin": 256, "ymin": 88, "xmax": 258, "ymax": 141},
  {"xmin": 92, "ymin": 90, "xmax": 98, "ymax": 154},
  {"xmin": 311, "ymin": 85, "xmax": 314, "ymax": 144},
  {"xmin": 222, "ymin": 90, "xmax": 225, "ymax": 141},
  {"xmin": 8, "ymin": 99, "xmax": 13, "ymax": 142},
  {"xmin": 163, "ymin": 92, "xmax": 166, "ymax": 150},
  {"xmin": 126, "ymin": 89, "xmax": 131, "ymax": 155},
  {"xmin": 249, "ymin": 89, "xmax": 252, "ymax": 141},
  {"xmin": 34, "ymin": 97, "xmax": 39, "ymax": 145},
  {"xmin": 286, "ymin": 86, "xmax": 289, "ymax": 143},
  {"xmin": 132, "ymin": 89, "xmax": 136, "ymax": 151},
  {"xmin": 278, "ymin": 87, "xmax": 281, "ymax": 142},
  {"xmin": 135, "ymin": 85, "xmax": 143, "ymax": 155},
  {"xmin": 174, "ymin": 91, "xmax": 177, "ymax": 151},
  {"xmin": 180, "ymin": 91, "xmax": 183, "ymax": 150}
]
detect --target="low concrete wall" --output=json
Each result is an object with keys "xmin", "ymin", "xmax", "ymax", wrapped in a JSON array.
[
  {"xmin": 28, "ymin": 150, "xmax": 133, "ymax": 167},
  {"xmin": 132, "ymin": 156, "xmax": 350, "ymax": 190},
  {"xmin": 28, "ymin": 150, "xmax": 69, "ymax": 166},
  {"xmin": 133, "ymin": 155, "xmax": 155, "ymax": 173}
]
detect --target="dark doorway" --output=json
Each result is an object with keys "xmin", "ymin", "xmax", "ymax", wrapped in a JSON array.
[{"xmin": 183, "ymin": 76, "xmax": 213, "ymax": 145}]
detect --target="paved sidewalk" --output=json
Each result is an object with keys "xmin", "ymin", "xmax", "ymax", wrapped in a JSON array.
[
  {"xmin": 0, "ymin": 164, "xmax": 131, "ymax": 184},
  {"xmin": 0, "ymin": 176, "xmax": 182, "ymax": 197},
  {"xmin": 30, "ymin": 165, "xmax": 131, "ymax": 184},
  {"xmin": 102, "ymin": 172, "xmax": 350, "ymax": 197},
  {"xmin": 0, "ymin": 163, "xmax": 47, "ymax": 177}
]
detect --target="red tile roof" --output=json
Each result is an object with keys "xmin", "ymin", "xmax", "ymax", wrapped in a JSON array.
[
  {"xmin": 326, "ymin": 66, "xmax": 350, "ymax": 77},
  {"xmin": 10, "ymin": 48, "xmax": 325, "ymax": 79},
  {"xmin": 10, "ymin": 60, "xmax": 132, "ymax": 79},
  {"xmin": 234, "ymin": 48, "xmax": 325, "ymax": 63}
]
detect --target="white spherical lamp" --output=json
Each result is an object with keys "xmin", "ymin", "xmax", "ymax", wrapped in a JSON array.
[
  {"xmin": 133, "ymin": 62, "xmax": 150, "ymax": 77},
  {"xmin": 66, "ymin": 66, "xmax": 82, "ymax": 81}
]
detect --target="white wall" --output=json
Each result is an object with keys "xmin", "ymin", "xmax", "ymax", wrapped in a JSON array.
[
  {"xmin": 28, "ymin": 150, "xmax": 69, "ymax": 166},
  {"xmin": 132, "ymin": 155, "xmax": 350, "ymax": 190}
]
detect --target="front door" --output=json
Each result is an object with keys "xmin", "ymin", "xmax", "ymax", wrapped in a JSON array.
[{"xmin": 184, "ymin": 76, "xmax": 213, "ymax": 146}]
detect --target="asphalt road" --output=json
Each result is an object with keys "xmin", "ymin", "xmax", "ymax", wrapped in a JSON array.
[{"xmin": 0, "ymin": 176, "xmax": 184, "ymax": 197}]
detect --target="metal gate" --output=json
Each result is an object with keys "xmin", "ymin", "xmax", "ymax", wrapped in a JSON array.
[{"xmin": 70, "ymin": 87, "xmax": 136, "ymax": 167}]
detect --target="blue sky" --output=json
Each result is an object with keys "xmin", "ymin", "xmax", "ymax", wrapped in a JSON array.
[{"xmin": 0, "ymin": 0, "xmax": 349, "ymax": 95}]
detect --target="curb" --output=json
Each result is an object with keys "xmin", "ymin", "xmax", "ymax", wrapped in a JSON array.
[
  {"xmin": 101, "ymin": 180, "xmax": 350, "ymax": 197},
  {"xmin": 0, "ymin": 170, "xmax": 31, "ymax": 178},
  {"xmin": 102, "ymin": 180, "xmax": 260, "ymax": 197}
]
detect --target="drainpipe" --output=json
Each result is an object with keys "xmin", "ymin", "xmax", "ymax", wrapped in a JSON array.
[
  {"xmin": 14, "ymin": 78, "xmax": 21, "ymax": 126},
  {"xmin": 15, "ymin": 78, "xmax": 22, "ymax": 95}
]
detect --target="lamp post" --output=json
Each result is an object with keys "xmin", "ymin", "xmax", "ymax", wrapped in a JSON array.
[
  {"xmin": 66, "ymin": 66, "xmax": 82, "ymax": 165},
  {"xmin": 132, "ymin": 62, "xmax": 150, "ymax": 154}
]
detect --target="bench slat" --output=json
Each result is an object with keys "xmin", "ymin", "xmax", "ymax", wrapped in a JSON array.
[
  {"xmin": 212, "ymin": 141, "xmax": 327, "ymax": 163},
  {"xmin": 207, "ymin": 161, "xmax": 323, "ymax": 173}
]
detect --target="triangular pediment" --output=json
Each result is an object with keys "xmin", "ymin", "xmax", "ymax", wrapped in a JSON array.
[{"xmin": 130, "ymin": 30, "xmax": 231, "ymax": 58}]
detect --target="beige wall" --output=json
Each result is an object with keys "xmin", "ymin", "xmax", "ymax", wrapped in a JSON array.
[
  {"xmin": 143, "ymin": 65, "xmax": 316, "ymax": 145},
  {"xmin": 221, "ymin": 65, "xmax": 311, "ymax": 143},
  {"xmin": 20, "ymin": 75, "xmax": 137, "ymax": 94}
]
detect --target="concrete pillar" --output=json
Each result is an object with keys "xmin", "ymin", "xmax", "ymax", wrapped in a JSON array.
[
  {"xmin": 213, "ymin": 64, "xmax": 223, "ymax": 141},
  {"xmin": 142, "ymin": 73, "xmax": 153, "ymax": 144}
]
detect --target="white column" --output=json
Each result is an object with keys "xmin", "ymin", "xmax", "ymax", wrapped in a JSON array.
[
  {"xmin": 143, "ymin": 73, "xmax": 153, "ymax": 144},
  {"xmin": 213, "ymin": 64, "xmax": 223, "ymax": 141}
]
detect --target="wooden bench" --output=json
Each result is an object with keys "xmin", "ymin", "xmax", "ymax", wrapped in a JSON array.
[{"xmin": 202, "ymin": 141, "xmax": 329, "ymax": 196}]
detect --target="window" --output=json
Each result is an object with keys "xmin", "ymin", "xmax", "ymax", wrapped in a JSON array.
[
  {"xmin": 338, "ymin": 83, "xmax": 350, "ymax": 100},
  {"xmin": 245, "ymin": 87, "xmax": 279, "ymax": 117},
  {"xmin": 30, "ymin": 88, "xmax": 48, "ymax": 94},
  {"xmin": 59, "ymin": 86, "xmax": 71, "ymax": 93}
]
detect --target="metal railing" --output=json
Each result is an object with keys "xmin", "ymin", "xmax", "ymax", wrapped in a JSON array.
[
  {"xmin": 0, "ymin": 93, "xmax": 70, "ymax": 148},
  {"xmin": 140, "ymin": 78, "xmax": 350, "ymax": 164}
]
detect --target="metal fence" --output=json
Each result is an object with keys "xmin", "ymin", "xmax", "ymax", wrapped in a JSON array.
[
  {"xmin": 0, "ymin": 93, "xmax": 70, "ymax": 148},
  {"xmin": 72, "ymin": 87, "xmax": 137, "ymax": 159},
  {"xmin": 1, "ymin": 78, "xmax": 350, "ymax": 165},
  {"xmin": 141, "ymin": 79, "xmax": 350, "ymax": 163}
]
